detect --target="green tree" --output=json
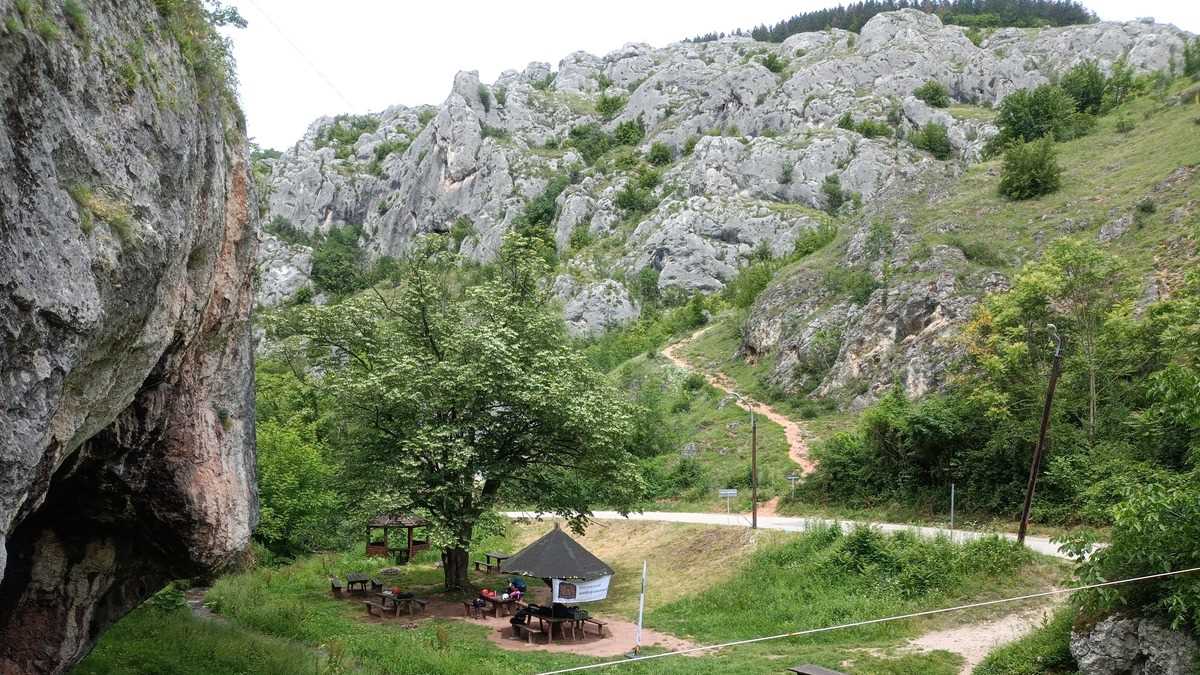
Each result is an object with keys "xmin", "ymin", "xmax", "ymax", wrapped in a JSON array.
[
  {"xmin": 998, "ymin": 137, "xmax": 1061, "ymax": 200},
  {"xmin": 255, "ymin": 419, "xmax": 342, "ymax": 555},
  {"xmin": 1060, "ymin": 60, "xmax": 1106, "ymax": 114},
  {"xmin": 647, "ymin": 141, "xmax": 674, "ymax": 165},
  {"xmin": 985, "ymin": 84, "xmax": 1090, "ymax": 155},
  {"xmin": 279, "ymin": 236, "xmax": 647, "ymax": 590},
  {"xmin": 311, "ymin": 224, "xmax": 368, "ymax": 296}
]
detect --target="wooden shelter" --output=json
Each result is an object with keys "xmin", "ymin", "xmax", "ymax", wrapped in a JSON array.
[{"xmin": 366, "ymin": 514, "xmax": 430, "ymax": 563}]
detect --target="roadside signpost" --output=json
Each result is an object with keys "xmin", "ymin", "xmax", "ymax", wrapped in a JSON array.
[
  {"xmin": 787, "ymin": 472, "xmax": 801, "ymax": 498},
  {"xmin": 718, "ymin": 488, "xmax": 737, "ymax": 514}
]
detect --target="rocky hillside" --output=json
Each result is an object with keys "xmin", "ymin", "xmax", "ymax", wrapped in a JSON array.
[
  {"xmin": 0, "ymin": 1, "xmax": 258, "ymax": 672},
  {"xmin": 256, "ymin": 10, "xmax": 1192, "ymax": 384}
]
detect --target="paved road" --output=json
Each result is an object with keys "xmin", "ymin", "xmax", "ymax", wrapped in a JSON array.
[{"xmin": 505, "ymin": 510, "xmax": 1071, "ymax": 560}]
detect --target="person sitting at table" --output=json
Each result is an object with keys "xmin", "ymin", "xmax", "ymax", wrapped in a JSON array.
[{"xmin": 506, "ymin": 581, "xmax": 523, "ymax": 601}]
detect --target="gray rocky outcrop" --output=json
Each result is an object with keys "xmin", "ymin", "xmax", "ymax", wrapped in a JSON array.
[
  {"xmin": 0, "ymin": 3, "xmax": 259, "ymax": 672},
  {"xmin": 554, "ymin": 276, "xmax": 639, "ymax": 337},
  {"xmin": 253, "ymin": 9, "xmax": 1191, "ymax": 399},
  {"xmin": 256, "ymin": 233, "xmax": 313, "ymax": 308},
  {"xmin": 1071, "ymin": 615, "xmax": 1199, "ymax": 675}
]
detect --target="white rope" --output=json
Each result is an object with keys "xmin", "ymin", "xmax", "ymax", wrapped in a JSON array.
[{"xmin": 535, "ymin": 566, "xmax": 1200, "ymax": 674}]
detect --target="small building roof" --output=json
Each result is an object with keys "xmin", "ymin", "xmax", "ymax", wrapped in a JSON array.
[
  {"xmin": 501, "ymin": 524, "xmax": 614, "ymax": 581},
  {"xmin": 368, "ymin": 513, "xmax": 429, "ymax": 528}
]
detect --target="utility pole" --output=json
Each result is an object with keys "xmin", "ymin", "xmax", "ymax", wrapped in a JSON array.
[
  {"xmin": 1017, "ymin": 325, "xmax": 1065, "ymax": 545},
  {"xmin": 751, "ymin": 404, "xmax": 758, "ymax": 530}
]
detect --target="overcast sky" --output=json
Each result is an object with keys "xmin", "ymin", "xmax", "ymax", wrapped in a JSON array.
[{"xmin": 222, "ymin": 1, "xmax": 1200, "ymax": 151}]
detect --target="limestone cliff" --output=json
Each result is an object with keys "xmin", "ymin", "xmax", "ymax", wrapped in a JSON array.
[{"xmin": 0, "ymin": 1, "xmax": 258, "ymax": 672}]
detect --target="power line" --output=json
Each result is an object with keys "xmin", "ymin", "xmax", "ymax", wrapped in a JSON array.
[
  {"xmin": 241, "ymin": 0, "xmax": 358, "ymax": 111},
  {"xmin": 535, "ymin": 566, "xmax": 1200, "ymax": 674}
]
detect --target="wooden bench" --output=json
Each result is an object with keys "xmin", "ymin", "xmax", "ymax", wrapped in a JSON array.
[
  {"xmin": 462, "ymin": 601, "xmax": 484, "ymax": 619},
  {"xmin": 363, "ymin": 601, "xmax": 386, "ymax": 617},
  {"xmin": 582, "ymin": 617, "xmax": 609, "ymax": 637},
  {"xmin": 473, "ymin": 560, "xmax": 492, "ymax": 572},
  {"xmin": 512, "ymin": 622, "xmax": 546, "ymax": 645},
  {"xmin": 329, "ymin": 577, "xmax": 344, "ymax": 597}
]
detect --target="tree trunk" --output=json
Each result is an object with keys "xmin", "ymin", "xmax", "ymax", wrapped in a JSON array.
[{"xmin": 443, "ymin": 547, "xmax": 470, "ymax": 591}]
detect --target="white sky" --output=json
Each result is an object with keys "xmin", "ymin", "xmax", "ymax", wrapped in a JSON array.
[{"xmin": 222, "ymin": 1, "xmax": 1200, "ymax": 151}]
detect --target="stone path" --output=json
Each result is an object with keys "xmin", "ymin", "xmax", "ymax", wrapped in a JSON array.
[
  {"xmin": 904, "ymin": 599, "xmax": 1063, "ymax": 673},
  {"xmin": 662, "ymin": 327, "xmax": 815, "ymax": 473}
]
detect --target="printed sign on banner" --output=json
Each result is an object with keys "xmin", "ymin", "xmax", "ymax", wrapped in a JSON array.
[{"xmin": 552, "ymin": 575, "xmax": 612, "ymax": 603}]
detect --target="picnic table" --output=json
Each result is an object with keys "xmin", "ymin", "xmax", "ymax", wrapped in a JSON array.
[
  {"xmin": 534, "ymin": 615, "xmax": 579, "ymax": 644},
  {"xmin": 346, "ymin": 573, "xmax": 370, "ymax": 593},
  {"xmin": 375, "ymin": 591, "xmax": 427, "ymax": 617},
  {"xmin": 474, "ymin": 551, "xmax": 511, "ymax": 573},
  {"xmin": 479, "ymin": 594, "xmax": 517, "ymax": 618}
]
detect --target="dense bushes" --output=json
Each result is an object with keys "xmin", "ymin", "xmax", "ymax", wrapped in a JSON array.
[
  {"xmin": 837, "ymin": 112, "xmax": 892, "ymax": 138},
  {"xmin": 647, "ymin": 141, "xmax": 674, "ymax": 165},
  {"xmin": 914, "ymin": 80, "xmax": 951, "ymax": 108},
  {"xmin": 596, "ymin": 93, "xmax": 626, "ymax": 120},
  {"xmin": 998, "ymin": 137, "xmax": 1061, "ymax": 199},
  {"xmin": 310, "ymin": 223, "xmax": 368, "ymax": 295},
  {"xmin": 911, "ymin": 121, "xmax": 954, "ymax": 159},
  {"xmin": 1060, "ymin": 60, "xmax": 1106, "ymax": 114}
]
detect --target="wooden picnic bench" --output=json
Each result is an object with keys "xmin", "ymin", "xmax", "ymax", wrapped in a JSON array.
[
  {"xmin": 329, "ymin": 577, "xmax": 344, "ymax": 597},
  {"xmin": 376, "ymin": 591, "xmax": 427, "ymax": 617},
  {"xmin": 479, "ymin": 595, "xmax": 517, "ymax": 618},
  {"xmin": 512, "ymin": 622, "xmax": 547, "ymax": 644},
  {"xmin": 581, "ymin": 617, "xmax": 608, "ymax": 637},
  {"xmin": 472, "ymin": 551, "xmax": 511, "ymax": 573},
  {"xmin": 535, "ymin": 615, "xmax": 578, "ymax": 643},
  {"xmin": 346, "ymin": 573, "xmax": 370, "ymax": 594}
]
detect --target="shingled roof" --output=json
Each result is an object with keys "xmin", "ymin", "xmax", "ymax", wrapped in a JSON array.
[
  {"xmin": 501, "ymin": 524, "xmax": 614, "ymax": 581},
  {"xmin": 368, "ymin": 513, "xmax": 429, "ymax": 528}
]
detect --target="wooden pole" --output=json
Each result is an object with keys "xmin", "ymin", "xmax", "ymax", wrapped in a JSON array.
[
  {"xmin": 751, "ymin": 406, "xmax": 758, "ymax": 530},
  {"xmin": 1017, "ymin": 326, "xmax": 1065, "ymax": 545}
]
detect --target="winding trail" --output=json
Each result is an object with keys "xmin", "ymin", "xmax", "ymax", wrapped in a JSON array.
[{"xmin": 662, "ymin": 326, "xmax": 815, "ymax": 473}]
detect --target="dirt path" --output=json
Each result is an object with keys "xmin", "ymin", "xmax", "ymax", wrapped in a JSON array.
[
  {"xmin": 904, "ymin": 600, "xmax": 1063, "ymax": 673},
  {"xmin": 662, "ymin": 327, "xmax": 815, "ymax": 473}
]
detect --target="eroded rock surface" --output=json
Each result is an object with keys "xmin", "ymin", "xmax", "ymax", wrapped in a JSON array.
[
  {"xmin": 0, "ymin": 3, "xmax": 258, "ymax": 672},
  {"xmin": 1071, "ymin": 615, "xmax": 1199, "ymax": 675}
]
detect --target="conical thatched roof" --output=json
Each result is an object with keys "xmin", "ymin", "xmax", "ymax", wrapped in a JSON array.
[{"xmin": 501, "ymin": 524, "xmax": 614, "ymax": 581}]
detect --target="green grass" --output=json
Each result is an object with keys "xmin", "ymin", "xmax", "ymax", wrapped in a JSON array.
[
  {"xmin": 76, "ymin": 605, "xmax": 333, "ymax": 675},
  {"xmin": 908, "ymin": 78, "xmax": 1200, "ymax": 275},
  {"xmin": 612, "ymin": 351, "xmax": 797, "ymax": 511},
  {"xmin": 972, "ymin": 606, "xmax": 1077, "ymax": 675},
  {"xmin": 79, "ymin": 521, "xmax": 1067, "ymax": 675}
]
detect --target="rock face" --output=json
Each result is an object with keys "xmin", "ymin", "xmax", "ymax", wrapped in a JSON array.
[
  {"xmin": 254, "ymin": 9, "xmax": 1190, "ymax": 398},
  {"xmin": 256, "ymin": 233, "xmax": 312, "ymax": 308},
  {"xmin": 554, "ymin": 276, "xmax": 639, "ymax": 337},
  {"xmin": 0, "ymin": 3, "xmax": 259, "ymax": 672},
  {"xmin": 1071, "ymin": 615, "xmax": 1199, "ymax": 675}
]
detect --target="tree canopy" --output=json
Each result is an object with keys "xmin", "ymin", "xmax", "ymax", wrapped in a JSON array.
[{"xmin": 272, "ymin": 235, "xmax": 648, "ymax": 589}]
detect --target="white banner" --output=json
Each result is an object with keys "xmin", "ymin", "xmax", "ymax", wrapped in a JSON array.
[{"xmin": 552, "ymin": 575, "xmax": 611, "ymax": 603}]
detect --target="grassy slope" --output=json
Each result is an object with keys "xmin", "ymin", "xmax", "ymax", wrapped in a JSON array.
[
  {"xmin": 612, "ymin": 352, "xmax": 798, "ymax": 512},
  {"xmin": 79, "ymin": 521, "xmax": 1068, "ymax": 675}
]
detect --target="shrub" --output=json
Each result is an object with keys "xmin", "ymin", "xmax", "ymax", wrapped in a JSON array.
[
  {"xmin": 911, "ymin": 122, "xmax": 953, "ymax": 159},
  {"xmin": 372, "ymin": 137, "xmax": 409, "ymax": 162},
  {"xmin": 945, "ymin": 235, "xmax": 1003, "ymax": 266},
  {"xmin": 1060, "ymin": 59, "xmax": 1106, "ymax": 114},
  {"xmin": 1185, "ymin": 37, "xmax": 1200, "ymax": 78},
  {"xmin": 647, "ymin": 141, "xmax": 673, "ymax": 165},
  {"xmin": 837, "ymin": 112, "xmax": 855, "ymax": 130},
  {"xmin": 761, "ymin": 52, "xmax": 785, "ymax": 73},
  {"xmin": 476, "ymin": 83, "xmax": 491, "ymax": 112},
  {"xmin": 481, "ymin": 125, "xmax": 510, "ymax": 141},
  {"xmin": 998, "ymin": 137, "xmax": 1061, "ymax": 200},
  {"xmin": 683, "ymin": 135, "xmax": 700, "ymax": 156},
  {"xmin": 913, "ymin": 80, "xmax": 950, "ymax": 108},
  {"xmin": 985, "ymin": 84, "xmax": 1088, "ymax": 155},
  {"xmin": 855, "ymin": 118, "xmax": 892, "ymax": 138},
  {"xmin": 615, "ymin": 184, "xmax": 655, "ymax": 218},
  {"xmin": 63, "ymin": 0, "xmax": 88, "ymax": 40},
  {"xmin": 310, "ymin": 224, "xmax": 367, "ymax": 296},
  {"xmin": 634, "ymin": 165, "xmax": 661, "ymax": 190},
  {"xmin": 596, "ymin": 93, "xmax": 626, "ymax": 120},
  {"xmin": 612, "ymin": 117, "xmax": 646, "ymax": 146},
  {"xmin": 449, "ymin": 217, "xmax": 473, "ymax": 250},
  {"xmin": 1115, "ymin": 117, "xmax": 1136, "ymax": 133},
  {"xmin": 794, "ymin": 222, "xmax": 837, "ymax": 258},
  {"xmin": 1100, "ymin": 57, "xmax": 1135, "ymax": 112},
  {"xmin": 417, "ymin": 108, "xmax": 435, "ymax": 126},
  {"xmin": 824, "ymin": 268, "xmax": 880, "ymax": 305},
  {"xmin": 566, "ymin": 123, "xmax": 612, "ymax": 164},
  {"xmin": 493, "ymin": 85, "xmax": 507, "ymax": 107},
  {"xmin": 821, "ymin": 174, "xmax": 848, "ymax": 214}
]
